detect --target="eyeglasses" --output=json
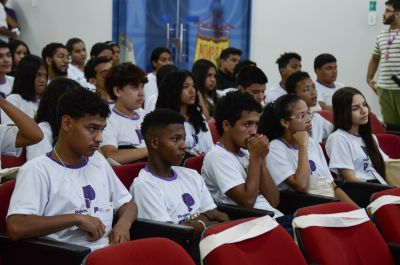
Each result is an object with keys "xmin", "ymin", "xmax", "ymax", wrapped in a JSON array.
[
  {"xmin": 55, "ymin": 53, "xmax": 71, "ymax": 61},
  {"xmin": 301, "ymin": 85, "xmax": 316, "ymax": 93},
  {"xmin": 287, "ymin": 111, "xmax": 313, "ymax": 122}
]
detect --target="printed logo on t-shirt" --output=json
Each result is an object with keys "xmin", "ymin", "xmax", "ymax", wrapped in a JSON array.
[
  {"xmin": 309, "ymin": 160, "xmax": 317, "ymax": 173},
  {"xmin": 82, "ymin": 185, "xmax": 96, "ymax": 209},
  {"xmin": 135, "ymin": 129, "xmax": 144, "ymax": 143},
  {"xmin": 182, "ymin": 193, "xmax": 195, "ymax": 212}
]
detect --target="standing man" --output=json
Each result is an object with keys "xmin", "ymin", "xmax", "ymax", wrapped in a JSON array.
[
  {"xmin": 216, "ymin": 47, "xmax": 242, "ymax": 91},
  {"xmin": 367, "ymin": 0, "xmax": 400, "ymax": 128}
]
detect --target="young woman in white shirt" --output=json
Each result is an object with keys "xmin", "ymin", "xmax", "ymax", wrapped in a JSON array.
[
  {"xmin": 259, "ymin": 94, "xmax": 354, "ymax": 203},
  {"xmin": 326, "ymin": 87, "xmax": 392, "ymax": 185}
]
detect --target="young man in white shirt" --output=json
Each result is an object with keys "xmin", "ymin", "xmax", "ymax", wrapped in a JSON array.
[
  {"xmin": 266, "ymin": 52, "xmax": 302, "ymax": 104},
  {"xmin": 131, "ymin": 109, "xmax": 229, "ymax": 237},
  {"xmin": 100, "ymin": 63, "xmax": 148, "ymax": 165},
  {"xmin": 84, "ymin": 56, "xmax": 113, "ymax": 101},
  {"xmin": 202, "ymin": 91, "xmax": 285, "ymax": 220},
  {"xmin": 237, "ymin": 65, "xmax": 267, "ymax": 105},
  {"xmin": 7, "ymin": 88, "xmax": 137, "ymax": 250},
  {"xmin": 314, "ymin": 53, "xmax": 344, "ymax": 111},
  {"xmin": 286, "ymin": 71, "xmax": 333, "ymax": 142},
  {"xmin": 0, "ymin": 40, "xmax": 13, "ymax": 98}
]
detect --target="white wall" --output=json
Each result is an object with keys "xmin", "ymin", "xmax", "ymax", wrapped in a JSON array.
[
  {"xmin": 8, "ymin": 0, "xmax": 112, "ymax": 56},
  {"xmin": 250, "ymin": 0, "xmax": 385, "ymax": 117}
]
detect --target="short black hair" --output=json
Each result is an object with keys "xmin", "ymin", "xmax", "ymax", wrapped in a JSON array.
[
  {"xmin": 233, "ymin": 60, "xmax": 257, "ymax": 77},
  {"xmin": 11, "ymin": 55, "xmax": 44, "ymax": 101},
  {"xmin": 314, "ymin": 53, "xmax": 337, "ymax": 72},
  {"xmin": 105, "ymin": 41, "xmax": 120, "ymax": 49},
  {"xmin": 237, "ymin": 65, "xmax": 268, "ymax": 88},
  {"xmin": 386, "ymin": 0, "xmax": 400, "ymax": 11},
  {"xmin": 156, "ymin": 64, "xmax": 178, "ymax": 88},
  {"xmin": 90, "ymin": 42, "xmax": 113, "ymax": 58},
  {"xmin": 36, "ymin": 78, "xmax": 82, "ymax": 145},
  {"xmin": 0, "ymin": 40, "xmax": 9, "ymax": 50},
  {"xmin": 286, "ymin": 71, "xmax": 311, "ymax": 94},
  {"xmin": 215, "ymin": 91, "xmax": 262, "ymax": 136},
  {"xmin": 219, "ymin": 47, "xmax": 242, "ymax": 60},
  {"xmin": 84, "ymin": 56, "xmax": 112, "ymax": 81},
  {"xmin": 104, "ymin": 63, "xmax": 148, "ymax": 100},
  {"xmin": 150, "ymin": 47, "xmax": 172, "ymax": 69},
  {"xmin": 276, "ymin": 52, "xmax": 301, "ymax": 70},
  {"xmin": 66, "ymin": 38, "xmax": 84, "ymax": 53},
  {"xmin": 141, "ymin": 109, "xmax": 185, "ymax": 145},
  {"xmin": 57, "ymin": 86, "xmax": 111, "ymax": 127},
  {"xmin": 41, "ymin": 42, "xmax": 67, "ymax": 60}
]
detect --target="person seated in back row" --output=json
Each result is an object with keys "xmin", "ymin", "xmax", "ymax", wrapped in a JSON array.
[
  {"xmin": 7, "ymin": 88, "xmax": 137, "ymax": 250},
  {"xmin": 100, "ymin": 63, "xmax": 149, "ymax": 165},
  {"xmin": 285, "ymin": 71, "xmax": 333, "ymax": 142},
  {"xmin": 130, "ymin": 109, "xmax": 229, "ymax": 237}
]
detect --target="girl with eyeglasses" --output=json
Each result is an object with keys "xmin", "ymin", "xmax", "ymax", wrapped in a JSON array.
[
  {"xmin": 259, "ymin": 94, "xmax": 354, "ymax": 204},
  {"xmin": 326, "ymin": 87, "xmax": 394, "ymax": 185}
]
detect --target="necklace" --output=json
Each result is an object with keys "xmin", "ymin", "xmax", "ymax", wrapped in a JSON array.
[
  {"xmin": 53, "ymin": 147, "xmax": 66, "ymax": 168},
  {"xmin": 385, "ymin": 29, "xmax": 400, "ymax": 60}
]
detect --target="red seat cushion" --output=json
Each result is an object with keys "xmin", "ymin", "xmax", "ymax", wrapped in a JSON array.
[
  {"xmin": 0, "ymin": 180, "xmax": 15, "ymax": 233},
  {"xmin": 208, "ymin": 119, "xmax": 219, "ymax": 144},
  {"xmin": 376, "ymin": 133, "xmax": 400, "ymax": 159},
  {"xmin": 112, "ymin": 162, "xmax": 146, "ymax": 189},
  {"xmin": 183, "ymin": 155, "xmax": 204, "ymax": 174}
]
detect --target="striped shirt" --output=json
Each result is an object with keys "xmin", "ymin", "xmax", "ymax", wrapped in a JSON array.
[{"xmin": 373, "ymin": 28, "xmax": 400, "ymax": 90}]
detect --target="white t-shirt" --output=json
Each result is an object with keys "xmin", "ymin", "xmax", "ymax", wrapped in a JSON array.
[
  {"xmin": 315, "ymin": 80, "xmax": 344, "ymax": 107},
  {"xmin": 101, "ymin": 107, "xmax": 147, "ymax": 149},
  {"xmin": 143, "ymin": 72, "xmax": 157, "ymax": 101},
  {"xmin": 7, "ymin": 151, "xmax": 132, "ymax": 250},
  {"xmin": 1, "ymin": 94, "xmax": 38, "ymax": 124},
  {"xmin": 0, "ymin": 4, "xmax": 8, "ymax": 42},
  {"xmin": 67, "ymin": 64, "xmax": 96, "ymax": 91},
  {"xmin": 326, "ymin": 129, "xmax": 389, "ymax": 182},
  {"xmin": 201, "ymin": 144, "xmax": 283, "ymax": 218},
  {"xmin": 0, "ymin": 75, "xmax": 14, "ymax": 98},
  {"xmin": 266, "ymin": 138, "xmax": 334, "ymax": 190},
  {"xmin": 26, "ymin": 122, "xmax": 53, "ymax": 161},
  {"xmin": 184, "ymin": 121, "xmax": 213, "ymax": 155},
  {"xmin": 0, "ymin": 125, "xmax": 21, "ymax": 158},
  {"xmin": 265, "ymin": 83, "xmax": 286, "ymax": 104},
  {"xmin": 144, "ymin": 93, "xmax": 157, "ymax": 112},
  {"xmin": 131, "ymin": 166, "xmax": 216, "ymax": 224},
  {"xmin": 311, "ymin": 112, "xmax": 333, "ymax": 143}
]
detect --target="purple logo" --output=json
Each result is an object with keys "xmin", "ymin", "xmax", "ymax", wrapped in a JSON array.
[
  {"xmin": 135, "ymin": 129, "xmax": 144, "ymax": 143},
  {"xmin": 82, "ymin": 185, "xmax": 96, "ymax": 209},
  {"xmin": 309, "ymin": 160, "xmax": 316, "ymax": 173},
  {"xmin": 182, "ymin": 193, "xmax": 195, "ymax": 212}
]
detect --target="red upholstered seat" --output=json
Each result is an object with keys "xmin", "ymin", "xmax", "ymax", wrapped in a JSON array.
[
  {"xmin": 371, "ymin": 188, "xmax": 400, "ymax": 244},
  {"xmin": 84, "ymin": 237, "xmax": 195, "ymax": 265},
  {"xmin": 1, "ymin": 148, "xmax": 26, "ymax": 169},
  {"xmin": 202, "ymin": 218, "xmax": 307, "ymax": 265},
  {"xmin": 316, "ymin": 110, "xmax": 333, "ymax": 123},
  {"xmin": 295, "ymin": 202, "xmax": 394, "ymax": 265},
  {"xmin": 183, "ymin": 155, "xmax": 204, "ymax": 174},
  {"xmin": 112, "ymin": 162, "xmax": 146, "ymax": 189},
  {"xmin": 0, "ymin": 180, "xmax": 15, "ymax": 234},
  {"xmin": 376, "ymin": 133, "xmax": 400, "ymax": 159},
  {"xmin": 207, "ymin": 119, "xmax": 219, "ymax": 144},
  {"xmin": 370, "ymin": 112, "xmax": 386, "ymax": 134}
]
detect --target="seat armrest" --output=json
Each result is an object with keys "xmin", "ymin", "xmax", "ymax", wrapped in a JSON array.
[
  {"xmin": 337, "ymin": 181, "xmax": 392, "ymax": 207},
  {"xmin": 278, "ymin": 190, "xmax": 338, "ymax": 215},
  {"xmin": 216, "ymin": 203, "xmax": 274, "ymax": 219},
  {"xmin": 0, "ymin": 234, "xmax": 90, "ymax": 265},
  {"xmin": 388, "ymin": 242, "xmax": 400, "ymax": 265}
]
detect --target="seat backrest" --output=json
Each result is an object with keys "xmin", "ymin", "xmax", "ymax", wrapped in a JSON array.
[
  {"xmin": 183, "ymin": 155, "xmax": 204, "ymax": 174},
  {"xmin": 84, "ymin": 237, "xmax": 195, "ymax": 265},
  {"xmin": 370, "ymin": 112, "xmax": 386, "ymax": 134},
  {"xmin": 295, "ymin": 202, "xmax": 394, "ymax": 265},
  {"xmin": 1, "ymin": 148, "xmax": 26, "ymax": 169},
  {"xmin": 315, "ymin": 110, "xmax": 333, "ymax": 123},
  {"xmin": 0, "ymin": 180, "xmax": 15, "ymax": 233},
  {"xmin": 112, "ymin": 162, "xmax": 146, "ymax": 190},
  {"xmin": 207, "ymin": 119, "xmax": 219, "ymax": 144},
  {"xmin": 371, "ymin": 188, "xmax": 400, "ymax": 244},
  {"xmin": 203, "ymin": 218, "xmax": 307, "ymax": 265},
  {"xmin": 376, "ymin": 133, "xmax": 400, "ymax": 159}
]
